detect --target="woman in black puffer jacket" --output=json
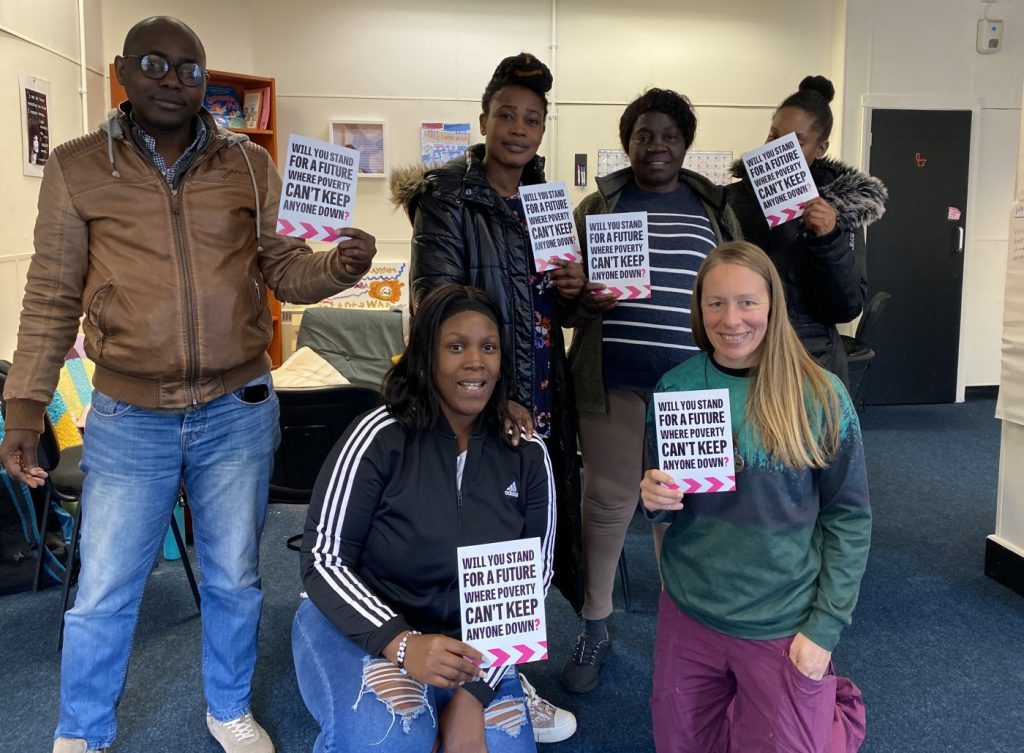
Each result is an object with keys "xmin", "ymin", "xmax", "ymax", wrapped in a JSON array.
[
  {"xmin": 390, "ymin": 53, "xmax": 586, "ymax": 625},
  {"xmin": 726, "ymin": 75, "xmax": 887, "ymax": 385}
]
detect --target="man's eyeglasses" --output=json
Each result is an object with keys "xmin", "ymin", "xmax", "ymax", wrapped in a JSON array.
[{"xmin": 123, "ymin": 54, "xmax": 207, "ymax": 87}]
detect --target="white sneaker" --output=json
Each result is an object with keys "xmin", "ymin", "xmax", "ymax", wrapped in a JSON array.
[
  {"xmin": 52, "ymin": 740, "xmax": 106, "ymax": 753},
  {"xmin": 206, "ymin": 712, "xmax": 275, "ymax": 753},
  {"xmin": 519, "ymin": 673, "xmax": 577, "ymax": 744}
]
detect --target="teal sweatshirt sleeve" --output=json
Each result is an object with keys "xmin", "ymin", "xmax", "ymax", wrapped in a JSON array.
[{"xmin": 799, "ymin": 387, "xmax": 872, "ymax": 651}]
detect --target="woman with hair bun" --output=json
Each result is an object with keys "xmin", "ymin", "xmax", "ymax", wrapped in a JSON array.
[
  {"xmin": 726, "ymin": 75, "xmax": 887, "ymax": 385},
  {"xmin": 391, "ymin": 52, "xmax": 581, "ymax": 744}
]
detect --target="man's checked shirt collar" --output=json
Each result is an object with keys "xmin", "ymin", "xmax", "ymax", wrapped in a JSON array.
[{"xmin": 129, "ymin": 112, "xmax": 209, "ymax": 186}]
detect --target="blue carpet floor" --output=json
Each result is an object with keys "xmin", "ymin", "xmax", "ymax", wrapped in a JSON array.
[{"xmin": 1, "ymin": 398, "xmax": 1021, "ymax": 752}]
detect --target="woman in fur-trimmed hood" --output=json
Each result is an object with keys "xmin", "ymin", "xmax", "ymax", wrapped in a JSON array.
[
  {"xmin": 390, "ymin": 54, "xmax": 587, "ymax": 644},
  {"xmin": 726, "ymin": 75, "xmax": 887, "ymax": 385}
]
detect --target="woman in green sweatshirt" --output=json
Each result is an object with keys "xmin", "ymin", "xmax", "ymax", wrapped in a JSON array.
[{"xmin": 641, "ymin": 241, "xmax": 871, "ymax": 753}]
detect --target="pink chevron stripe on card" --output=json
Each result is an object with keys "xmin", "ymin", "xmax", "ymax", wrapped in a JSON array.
[
  {"xmin": 768, "ymin": 201, "xmax": 809, "ymax": 228},
  {"xmin": 605, "ymin": 285, "xmax": 652, "ymax": 300},
  {"xmin": 513, "ymin": 644, "xmax": 535, "ymax": 662},
  {"xmin": 488, "ymin": 648, "xmax": 512, "ymax": 667},
  {"xmin": 535, "ymin": 252, "xmax": 579, "ymax": 272},
  {"xmin": 484, "ymin": 641, "xmax": 548, "ymax": 666},
  {"xmin": 677, "ymin": 475, "xmax": 735, "ymax": 494},
  {"xmin": 680, "ymin": 478, "xmax": 703, "ymax": 494}
]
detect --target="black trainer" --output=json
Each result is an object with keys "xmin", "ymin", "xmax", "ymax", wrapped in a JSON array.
[{"xmin": 560, "ymin": 633, "xmax": 612, "ymax": 693}]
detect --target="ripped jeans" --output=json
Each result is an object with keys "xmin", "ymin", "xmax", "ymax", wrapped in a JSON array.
[{"xmin": 293, "ymin": 599, "xmax": 537, "ymax": 753}]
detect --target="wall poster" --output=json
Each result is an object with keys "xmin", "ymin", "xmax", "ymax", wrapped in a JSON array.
[
  {"xmin": 421, "ymin": 122, "xmax": 471, "ymax": 165},
  {"xmin": 20, "ymin": 74, "xmax": 50, "ymax": 178},
  {"xmin": 329, "ymin": 120, "xmax": 387, "ymax": 178}
]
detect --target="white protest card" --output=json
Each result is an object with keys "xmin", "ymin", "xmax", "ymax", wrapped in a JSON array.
[
  {"xmin": 518, "ymin": 181, "xmax": 582, "ymax": 272},
  {"xmin": 653, "ymin": 388, "xmax": 736, "ymax": 493},
  {"xmin": 458, "ymin": 537, "xmax": 547, "ymax": 668},
  {"xmin": 585, "ymin": 212, "xmax": 651, "ymax": 299},
  {"xmin": 740, "ymin": 132, "xmax": 819, "ymax": 228},
  {"xmin": 278, "ymin": 134, "xmax": 359, "ymax": 243}
]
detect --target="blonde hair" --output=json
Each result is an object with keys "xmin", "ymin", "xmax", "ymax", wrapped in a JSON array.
[{"xmin": 691, "ymin": 241, "xmax": 842, "ymax": 469}]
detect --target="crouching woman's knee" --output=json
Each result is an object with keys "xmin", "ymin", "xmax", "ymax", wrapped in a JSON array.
[{"xmin": 292, "ymin": 599, "xmax": 438, "ymax": 751}]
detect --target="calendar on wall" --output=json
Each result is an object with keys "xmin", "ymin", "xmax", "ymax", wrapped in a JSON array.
[
  {"xmin": 683, "ymin": 151, "xmax": 734, "ymax": 185},
  {"xmin": 596, "ymin": 148, "xmax": 631, "ymax": 177},
  {"xmin": 596, "ymin": 148, "xmax": 734, "ymax": 186}
]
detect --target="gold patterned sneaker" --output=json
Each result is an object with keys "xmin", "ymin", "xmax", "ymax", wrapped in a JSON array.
[{"xmin": 519, "ymin": 674, "xmax": 577, "ymax": 743}]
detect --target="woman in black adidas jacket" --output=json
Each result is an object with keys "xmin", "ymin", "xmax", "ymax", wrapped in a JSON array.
[
  {"xmin": 292, "ymin": 284, "xmax": 553, "ymax": 753},
  {"xmin": 726, "ymin": 75, "xmax": 887, "ymax": 385}
]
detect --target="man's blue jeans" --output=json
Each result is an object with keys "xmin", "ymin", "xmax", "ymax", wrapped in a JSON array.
[{"xmin": 55, "ymin": 374, "xmax": 279, "ymax": 748}]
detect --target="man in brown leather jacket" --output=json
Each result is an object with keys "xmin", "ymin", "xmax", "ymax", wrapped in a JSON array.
[{"xmin": 0, "ymin": 16, "xmax": 376, "ymax": 753}]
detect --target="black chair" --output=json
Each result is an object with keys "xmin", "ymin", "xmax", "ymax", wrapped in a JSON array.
[
  {"xmin": 0, "ymin": 360, "xmax": 199, "ymax": 650},
  {"xmin": 270, "ymin": 384, "xmax": 382, "ymax": 549},
  {"xmin": 843, "ymin": 291, "xmax": 893, "ymax": 408},
  {"xmin": 0, "ymin": 361, "xmax": 58, "ymax": 587},
  {"xmin": 0, "ymin": 360, "xmax": 78, "ymax": 594}
]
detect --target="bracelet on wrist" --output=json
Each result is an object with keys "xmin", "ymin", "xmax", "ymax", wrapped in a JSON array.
[{"xmin": 396, "ymin": 630, "xmax": 421, "ymax": 675}]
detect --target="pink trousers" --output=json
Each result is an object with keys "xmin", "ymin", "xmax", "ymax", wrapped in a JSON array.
[{"xmin": 651, "ymin": 591, "xmax": 866, "ymax": 753}]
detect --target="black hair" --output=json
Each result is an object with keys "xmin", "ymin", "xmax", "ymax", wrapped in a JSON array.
[
  {"xmin": 618, "ymin": 88, "xmax": 697, "ymax": 152},
  {"xmin": 123, "ymin": 16, "xmax": 206, "ymax": 63},
  {"xmin": 383, "ymin": 284, "xmax": 510, "ymax": 439},
  {"xmin": 481, "ymin": 52, "xmax": 553, "ymax": 116},
  {"xmin": 776, "ymin": 75, "xmax": 835, "ymax": 141}
]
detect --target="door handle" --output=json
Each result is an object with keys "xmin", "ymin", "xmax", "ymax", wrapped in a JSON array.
[{"xmin": 953, "ymin": 226, "xmax": 964, "ymax": 254}]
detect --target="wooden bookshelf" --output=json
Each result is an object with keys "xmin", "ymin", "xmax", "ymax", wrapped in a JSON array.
[
  {"xmin": 108, "ymin": 66, "xmax": 284, "ymax": 366},
  {"xmin": 108, "ymin": 66, "xmax": 278, "ymax": 158}
]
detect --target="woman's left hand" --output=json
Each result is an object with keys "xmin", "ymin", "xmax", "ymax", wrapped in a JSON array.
[
  {"xmin": 438, "ymin": 689, "xmax": 487, "ymax": 753},
  {"xmin": 788, "ymin": 632, "xmax": 832, "ymax": 680},
  {"xmin": 549, "ymin": 259, "xmax": 586, "ymax": 299},
  {"xmin": 583, "ymin": 282, "xmax": 619, "ymax": 313},
  {"xmin": 504, "ymin": 401, "xmax": 534, "ymax": 446},
  {"xmin": 641, "ymin": 469, "xmax": 685, "ymax": 513},
  {"xmin": 801, "ymin": 197, "xmax": 838, "ymax": 237}
]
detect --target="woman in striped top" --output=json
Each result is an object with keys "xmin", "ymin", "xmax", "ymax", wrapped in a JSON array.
[{"xmin": 561, "ymin": 89, "xmax": 741, "ymax": 694}]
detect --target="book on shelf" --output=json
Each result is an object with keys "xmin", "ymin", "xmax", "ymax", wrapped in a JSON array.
[
  {"xmin": 204, "ymin": 85, "xmax": 245, "ymax": 129},
  {"xmin": 242, "ymin": 89, "xmax": 262, "ymax": 129},
  {"xmin": 257, "ymin": 85, "xmax": 271, "ymax": 130}
]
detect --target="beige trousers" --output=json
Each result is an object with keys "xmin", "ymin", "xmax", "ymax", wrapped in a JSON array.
[{"xmin": 578, "ymin": 389, "xmax": 650, "ymax": 620}]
